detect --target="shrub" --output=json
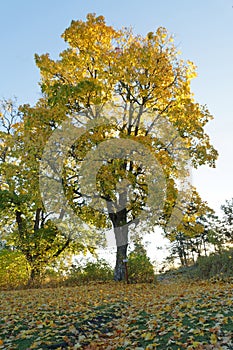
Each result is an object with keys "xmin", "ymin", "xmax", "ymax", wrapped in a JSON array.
[
  {"xmin": 127, "ymin": 250, "xmax": 155, "ymax": 283},
  {"xmin": 82, "ymin": 259, "xmax": 113, "ymax": 281},
  {"xmin": 66, "ymin": 259, "xmax": 114, "ymax": 284},
  {"xmin": 195, "ymin": 248, "xmax": 233, "ymax": 279}
]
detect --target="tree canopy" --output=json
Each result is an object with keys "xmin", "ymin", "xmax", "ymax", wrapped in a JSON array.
[{"xmin": 0, "ymin": 14, "xmax": 218, "ymax": 282}]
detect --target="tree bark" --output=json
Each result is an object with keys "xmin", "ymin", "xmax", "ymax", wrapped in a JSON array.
[
  {"xmin": 108, "ymin": 204, "xmax": 129, "ymax": 281},
  {"xmin": 28, "ymin": 264, "xmax": 42, "ymax": 287},
  {"xmin": 114, "ymin": 242, "xmax": 128, "ymax": 281}
]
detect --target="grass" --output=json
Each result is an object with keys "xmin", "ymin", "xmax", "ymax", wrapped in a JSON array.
[{"xmin": 0, "ymin": 278, "xmax": 232, "ymax": 349}]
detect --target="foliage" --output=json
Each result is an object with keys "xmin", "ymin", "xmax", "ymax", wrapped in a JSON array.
[
  {"xmin": 127, "ymin": 240, "xmax": 155, "ymax": 283},
  {"xmin": 167, "ymin": 191, "xmax": 214, "ymax": 266},
  {"xmin": 66, "ymin": 259, "xmax": 114, "ymax": 284},
  {"xmin": 221, "ymin": 198, "xmax": 233, "ymax": 225},
  {"xmin": 166, "ymin": 195, "xmax": 233, "ymax": 267},
  {"xmin": 127, "ymin": 253, "xmax": 155, "ymax": 283},
  {"xmin": 194, "ymin": 248, "xmax": 233, "ymax": 279},
  {"xmin": 0, "ymin": 280, "xmax": 232, "ymax": 349},
  {"xmin": 33, "ymin": 13, "xmax": 217, "ymax": 280},
  {"xmin": 220, "ymin": 198, "xmax": 233, "ymax": 243},
  {"xmin": 0, "ymin": 99, "xmax": 99, "ymax": 285},
  {"xmin": 0, "ymin": 248, "xmax": 29, "ymax": 289}
]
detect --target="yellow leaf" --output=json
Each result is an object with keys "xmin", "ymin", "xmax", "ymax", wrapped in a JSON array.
[
  {"xmin": 142, "ymin": 332, "xmax": 154, "ymax": 341},
  {"xmin": 210, "ymin": 333, "xmax": 218, "ymax": 345}
]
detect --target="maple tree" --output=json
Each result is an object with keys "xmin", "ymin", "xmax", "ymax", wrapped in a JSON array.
[
  {"xmin": 32, "ymin": 13, "xmax": 218, "ymax": 281},
  {"xmin": 0, "ymin": 99, "xmax": 98, "ymax": 284}
]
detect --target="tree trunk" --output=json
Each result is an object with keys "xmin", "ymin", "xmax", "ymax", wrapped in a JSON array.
[
  {"xmin": 107, "ymin": 181, "xmax": 130, "ymax": 281},
  {"xmin": 108, "ymin": 205, "xmax": 128, "ymax": 281},
  {"xmin": 183, "ymin": 248, "xmax": 188, "ymax": 266},
  {"xmin": 113, "ymin": 221, "xmax": 129, "ymax": 281},
  {"xmin": 114, "ymin": 242, "xmax": 128, "ymax": 281},
  {"xmin": 27, "ymin": 264, "xmax": 42, "ymax": 287},
  {"xmin": 178, "ymin": 248, "xmax": 184, "ymax": 266},
  {"xmin": 203, "ymin": 238, "xmax": 207, "ymax": 256}
]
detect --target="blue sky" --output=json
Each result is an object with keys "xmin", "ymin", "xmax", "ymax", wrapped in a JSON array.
[{"xmin": 1, "ymin": 0, "xmax": 233, "ymax": 217}]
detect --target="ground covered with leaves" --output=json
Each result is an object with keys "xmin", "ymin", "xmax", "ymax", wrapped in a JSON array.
[{"xmin": 0, "ymin": 279, "xmax": 232, "ymax": 350}]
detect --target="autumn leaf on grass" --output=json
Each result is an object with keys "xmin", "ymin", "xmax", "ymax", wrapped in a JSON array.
[
  {"xmin": 141, "ymin": 332, "xmax": 155, "ymax": 341},
  {"xmin": 173, "ymin": 330, "xmax": 182, "ymax": 339},
  {"xmin": 188, "ymin": 328, "xmax": 205, "ymax": 336},
  {"xmin": 145, "ymin": 343, "xmax": 160, "ymax": 350},
  {"xmin": 209, "ymin": 326, "xmax": 220, "ymax": 334},
  {"xmin": 210, "ymin": 333, "xmax": 218, "ymax": 345},
  {"xmin": 69, "ymin": 324, "xmax": 79, "ymax": 335}
]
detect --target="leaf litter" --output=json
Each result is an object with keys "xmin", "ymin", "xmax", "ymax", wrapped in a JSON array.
[{"xmin": 0, "ymin": 280, "xmax": 232, "ymax": 349}]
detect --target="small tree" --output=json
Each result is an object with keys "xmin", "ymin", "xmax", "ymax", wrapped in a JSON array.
[
  {"xmin": 127, "ymin": 238, "xmax": 155, "ymax": 283},
  {"xmin": 220, "ymin": 198, "xmax": 233, "ymax": 244},
  {"xmin": 167, "ymin": 190, "xmax": 213, "ymax": 266}
]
